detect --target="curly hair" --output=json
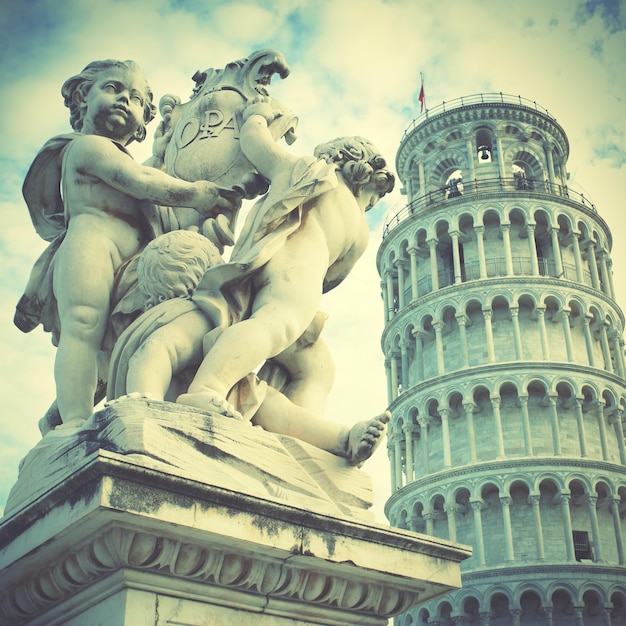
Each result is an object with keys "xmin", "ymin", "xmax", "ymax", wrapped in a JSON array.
[
  {"xmin": 61, "ymin": 59, "xmax": 157, "ymax": 143},
  {"xmin": 313, "ymin": 136, "xmax": 395, "ymax": 199},
  {"xmin": 137, "ymin": 231, "xmax": 223, "ymax": 309}
]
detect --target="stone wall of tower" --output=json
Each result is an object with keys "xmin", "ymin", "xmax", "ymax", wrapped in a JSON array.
[{"xmin": 378, "ymin": 95, "xmax": 626, "ymax": 625}]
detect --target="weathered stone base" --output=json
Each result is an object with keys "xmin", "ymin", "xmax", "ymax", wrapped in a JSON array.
[{"xmin": 0, "ymin": 401, "xmax": 470, "ymax": 625}]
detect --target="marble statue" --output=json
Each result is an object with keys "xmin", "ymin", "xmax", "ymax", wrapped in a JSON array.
[
  {"xmin": 15, "ymin": 51, "xmax": 392, "ymax": 467},
  {"xmin": 107, "ymin": 228, "xmax": 389, "ymax": 465},
  {"xmin": 15, "ymin": 59, "xmax": 240, "ymax": 429}
]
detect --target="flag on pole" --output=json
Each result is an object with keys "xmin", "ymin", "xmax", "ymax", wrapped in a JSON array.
[{"xmin": 418, "ymin": 72, "xmax": 426, "ymax": 112}]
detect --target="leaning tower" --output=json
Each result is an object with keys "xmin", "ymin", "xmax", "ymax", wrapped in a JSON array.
[{"xmin": 378, "ymin": 93, "xmax": 626, "ymax": 625}]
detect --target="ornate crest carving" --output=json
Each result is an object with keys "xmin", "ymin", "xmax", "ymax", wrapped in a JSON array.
[{"xmin": 163, "ymin": 49, "xmax": 297, "ymax": 199}]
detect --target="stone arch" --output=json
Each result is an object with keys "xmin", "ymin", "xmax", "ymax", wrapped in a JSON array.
[
  {"xmin": 581, "ymin": 586, "xmax": 610, "ymax": 620},
  {"xmin": 609, "ymin": 586, "xmax": 626, "ymax": 623},
  {"xmin": 486, "ymin": 587, "xmax": 514, "ymax": 624},
  {"xmin": 416, "ymin": 607, "xmax": 430, "ymax": 625},
  {"xmin": 430, "ymin": 151, "xmax": 467, "ymax": 192},
  {"xmin": 518, "ymin": 588, "xmax": 547, "ymax": 624},
  {"xmin": 479, "ymin": 205, "xmax": 504, "ymax": 228},
  {"xmin": 473, "ymin": 125, "xmax": 495, "ymax": 163},
  {"xmin": 457, "ymin": 592, "xmax": 483, "ymax": 621},
  {"xmin": 547, "ymin": 586, "xmax": 577, "ymax": 619},
  {"xmin": 536, "ymin": 473, "xmax": 566, "ymax": 494},
  {"xmin": 509, "ymin": 147, "xmax": 544, "ymax": 183},
  {"xmin": 514, "ymin": 583, "xmax": 548, "ymax": 607}
]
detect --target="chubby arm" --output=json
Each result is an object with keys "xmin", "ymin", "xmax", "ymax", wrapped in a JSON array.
[
  {"xmin": 71, "ymin": 134, "xmax": 236, "ymax": 215},
  {"xmin": 239, "ymin": 100, "xmax": 297, "ymax": 182}
]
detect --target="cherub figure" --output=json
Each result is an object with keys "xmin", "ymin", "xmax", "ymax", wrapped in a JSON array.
[
  {"xmin": 177, "ymin": 98, "xmax": 395, "ymax": 419},
  {"xmin": 16, "ymin": 59, "xmax": 239, "ymax": 428},
  {"xmin": 108, "ymin": 229, "xmax": 389, "ymax": 465}
]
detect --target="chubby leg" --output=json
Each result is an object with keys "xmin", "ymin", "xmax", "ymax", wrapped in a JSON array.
[
  {"xmin": 125, "ymin": 311, "xmax": 210, "ymax": 400},
  {"xmin": 253, "ymin": 386, "xmax": 390, "ymax": 465},
  {"xmin": 181, "ymin": 227, "xmax": 329, "ymax": 411},
  {"xmin": 53, "ymin": 236, "xmax": 118, "ymax": 425},
  {"xmin": 269, "ymin": 331, "xmax": 335, "ymax": 416}
]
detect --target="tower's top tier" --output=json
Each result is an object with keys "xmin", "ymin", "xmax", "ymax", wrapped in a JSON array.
[{"xmin": 396, "ymin": 93, "xmax": 570, "ymax": 204}]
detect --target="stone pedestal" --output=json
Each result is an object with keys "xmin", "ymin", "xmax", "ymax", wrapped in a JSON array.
[{"xmin": 0, "ymin": 400, "xmax": 470, "ymax": 625}]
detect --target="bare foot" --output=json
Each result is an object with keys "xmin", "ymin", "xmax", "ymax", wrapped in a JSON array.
[
  {"xmin": 176, "ymin": 389, "xmax": 243, "ymax": 421},
  {"xmin": 345, "ymin": 411, "xmax": 391, "ymax": 466}
]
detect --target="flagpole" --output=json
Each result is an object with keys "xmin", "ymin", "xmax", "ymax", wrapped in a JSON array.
[{"xmin": 419, "ymin": 72, "xmax": 426, "ymax": 113}]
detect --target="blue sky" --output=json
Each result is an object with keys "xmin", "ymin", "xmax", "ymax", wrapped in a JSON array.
[{"xmin": 0, "ymin": 0, "xmax": 624, "ymax": 519}]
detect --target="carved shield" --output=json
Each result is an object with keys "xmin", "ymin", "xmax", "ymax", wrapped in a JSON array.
[
  {"xmin": 163, "ymin": 50, "xmax": 297, "ymax": 197},
  {"xmin": 158, "ymin": 50, "xmax": 297, "ymax": 239}
]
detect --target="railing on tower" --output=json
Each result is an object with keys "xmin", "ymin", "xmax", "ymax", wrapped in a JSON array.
[
  {"xmin": 401, "ymin": 92, "xmax": 556, "ymax": 139},
  {"xmin": 382, "ymin": 177, "xmax": 596, "ymax": 239}
]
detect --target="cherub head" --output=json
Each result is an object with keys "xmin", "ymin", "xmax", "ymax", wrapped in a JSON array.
[
  {"xmin": 62, "ymin": 59, "xmax": 157, "ymax": 144},
  {"xmin": 314, "ymin": 136, "xmax": 395, "ymax": 207},
  {"xmin": 137, "ymin": 230, "xmax": 223, "ymax": 309}
]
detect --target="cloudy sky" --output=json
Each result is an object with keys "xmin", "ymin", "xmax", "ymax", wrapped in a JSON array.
[{"xmin": 0, "ymin": 0, "xmax": 624, "ymax": 520}]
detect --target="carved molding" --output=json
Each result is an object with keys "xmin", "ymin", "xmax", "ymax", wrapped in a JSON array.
[{"xmin": 0, "ymin": 524, "xmax": 420, "ymax": 623}]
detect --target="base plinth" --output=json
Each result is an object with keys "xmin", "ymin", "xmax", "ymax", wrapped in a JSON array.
[{"xmin": 0, "ymin": 401, "xmax": 470, "ymax": 625}]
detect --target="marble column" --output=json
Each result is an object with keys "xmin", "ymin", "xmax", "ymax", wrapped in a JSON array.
[
  {"xmin": 560, "ymin": 493, "xmax": 576, "ymax": 562},
  {"xmin": 586, "ymin": 494, "xmax": 604, "ymax": 562},
  {"xmin": 463, "ymin": 402, "xmax": 478, "ymax": 463},
  {"xmin": 537, "ymin": 306, "xmax": 550, "ymax": 360},
  {"xmin": 550, "ymin": 227, "xmax": 564, "ymax": 277},
  {"xmin": 529, "ymin": 494, "xmax": 546, "ymax": 561},
  {"xmin": 609, "ymin": 411, "xmax": 626, "ymax": 465},
  {"xmin": 419, "ymin": 417, "xmax": 430, "ymax": 474},
  {"xmin": 595, "ymin": 401, "xmax": 609, "ymax": 461},
  {"xmin": 428, "ymin": 238, "xmax": 439, "ymax": 291},
  {"xmin": 545, "ymin": 141, "xmax": 556, "ymax": 185},
  {"xmin": 610, "ymin": 331, "xmax": 625, "ymax": 378},
  {"xmin": 599, "ymin": 323, "xmax": 614, "ymax": 372},
  {"xmin": 390, "ymin": 352, "xmax": 400, "ymax": 401},
  {"xmin": 408, "ymin": 246, "xmax": 419, "ymax": 301},
  {"xmin": 388, "ymin": 438, "xmax": 397, "ymax": 492},
  {"xmin": 500, "ymin": 496, "xmax": 515, "ymax": 563},
  {"xmin": 573, "ymin": 398, "xmax": 588, "ymax": 458},
  {"xmin": 586, "ymin": 241, "xmax": 601, "ymax": 290},
  {"xmin": 526, "ymin": 223, "xmax": 540, "ymax": 275},
  {"xmin": 456, "ymin": 314, "xmax": 470, "ymax": 368},
  {"xmin": 439, "ymin": 408, "xmax": 452, "ymax": 468},
  {"xmin": 451, "ymin": 231, "xmax": 462, "ymax": 284},
  {"xmin": 501, "ymin": 223, "xmax": 514, "ymax": 275},
  {"xmin": 412, "ymin": 329, "xmax": 425, "ymax": 381},
  {"xmin": 475, "ymin": 225, "xmax": 487, "ymax": 278},
  {"xmin": 518, "ymin": 395, "xmax": 534, "ymax": 456},
  {"xmin": 393, "ymin": 430, "xmax": 403, "ymax": 490},
  {"xmin": 571, "ymin": 231, "xmax": 585, "ymax": 283},
  {"xmin": 491, "ymin": 397, "xmax": 506, "ymax": 459},
  {"xmin": 548, "ymin": 396, "xmax": 562, "ymax": 456},
  {"xmin": 400, "ymin": 340, "xmax": 410, "ymax": 392},
  {"xmin": 396, "ymin": 259, "xmax": 407, "ymax": 310},
  {"xmin": 433, "ymin": 320, "xmax": 446, "ymax": 375},
  {"xmin": 385, "ymin": 270, "xmax": 396, "ymax": 321},
  {"xmin": 403, "ymin": 423, "xmax": 415, "ymax": 483},
  {"xmin": 510, "ymin": 306, "xmax": 523, "ymax": 360},
  {"xmin": 483, "ymin": 309, "xmax": 496, "ymax": 363},
  {"xmin": 598, "ymin": 250, "xmax": 612, "ymax": 297},
  {"xmin": 610, "ymin": 498, "xmax": 626, "ymax": 565},
  {"xmin": 470, "ymin": 500, "xmax": 487, "ymax": 567},
  {"xmin": 561, "ymin": 308, "xmax": 574, "ymax": 362},
  {"xmin": 583, "ymin": 315, "xmax": 595, "ymax": 367}
]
